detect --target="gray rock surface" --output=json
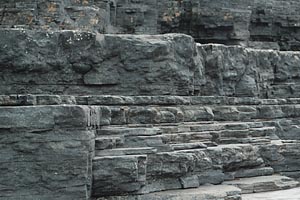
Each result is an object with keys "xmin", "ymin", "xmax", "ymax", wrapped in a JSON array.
[
  {"xmin": 243, "ymin": 187, "xmax": 300, "ymax": 200},
  {"xmin": 0, "ymin": 105, "xmax": 95, "ymax": 200},
  {"xmin": 3, "ymin": 1, "xmax": 300, "ymax": 50},
  {"xmin": 95, "ymin": 185, "xmax": 242, "ymax": 200},
  {"xmin": 0, "ymin": 29, "xmax": 202, "ymax": 96},
  {"xmin": 92, "ymin": 155, "xmax": 147, "ymax": 196},
  {"xmin": 2, "ymin": 3, "xmax": 300, "ymax": 198},
  {"xmin": 88, "ymin": 95, "xmax": 300, "ymax": 197},
  {"xmin": 223, "ymin": 175, "xmax": 299, "ymax": 194},
  {"xmin": 260, "ymin": 140, "xmax": 300, "ymax": 173},
  {"xmin": 3, "ymin": 30, "xmax": 300, "ymax": 98},
  {"xmin": 198, "ymin": 44, "xmax": 300, "ymax": 98}
]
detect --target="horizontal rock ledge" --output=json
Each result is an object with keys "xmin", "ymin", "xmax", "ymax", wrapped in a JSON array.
[{"xmin": 2, "ymin": 29, "xmax": 300, "ymax": 98}]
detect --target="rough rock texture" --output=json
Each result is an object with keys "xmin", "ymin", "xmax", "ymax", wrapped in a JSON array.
[
  {"xmin": 198, "ymin": 44, "xmax": 300, "ymax": 98},
  {"xmin": 2, "ymin": 94, "xmax": 300, "ymax": 199},
  {"xmin": 0, "ymin": 105, "xmax": 95, "ymax": 200},
  {"xmin": 223, "ymin": 175, "xmax": 299, "ymax": 194},
  {"xmin": 157, "ymin": 0, "xmax": 300, "ymax": 50},
  {"xmin": 80, "ymin": 95, "xmax": 300, "ymax": 197},
  {"xmin": 2, "ymin": 1, "xmax": 300, "ymax": 50},
  {"xmin": 1, "ymin": 98, "xmax": 300, "ymax": 196},
  {"xmin": 3, "ymin": 29, "xmax": 300, "ymax": 98},
  {"xmin": 260, "ymin": 141, "xmax": 300, "ymax": 174},
  {"xmin": 0, "ymin": 29, "xmax": 202, "ymax": 96},
  {"xmin": 2, "ymin": 5, "xmax": 300, "ymax": 198},
  {"xmin": 0, "ymin": 0, "xmax": 108, "ymax": 31},
  {"xmin": 96, "ymin": 185, "xmax": 242, "ymax": 200}
]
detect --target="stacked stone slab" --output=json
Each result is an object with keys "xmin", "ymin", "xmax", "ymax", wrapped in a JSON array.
[
  {"xmin": 0, "ymin": 105, "xmax": 95, "ymax": 200},
  {"xmin": 1, "ymin": 29, "xmax": 300, "ymax": 199},
  {"xmin": 3, "ymin": 30, "xmax": 300, "ymax": 98},
  {"xmin": 2, "ymin": 1, "xmax": 300, "ymax": 50}
]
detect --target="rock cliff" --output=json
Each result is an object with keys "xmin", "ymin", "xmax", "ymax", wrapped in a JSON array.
[
  {"xmin": 1, "ymin": 29, "xmax": 300, "ymax": 199},
  {"xmin": 2, "ymin": 1, "xmax": 300, "ymax": 50},
  {"xmin": 1, "ymin": 1, "xmax": 300, "ymax": 200}
]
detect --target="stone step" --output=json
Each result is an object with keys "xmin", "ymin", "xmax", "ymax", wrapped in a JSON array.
[
  {"xmin": 92, "ymin": 155, "xmax": 147, "ymax": 197},
  {"xmin": 218, "ymin": 136, "xmax": 272, "ymax": 145},
  {"xmin": 162, "ymin": 128, "xmax": 274, "ymax": 146},
  {"xmin": 157, "ymin": 122, "xmax": 273, "ymax": 134},
  {"xmin": 95, "ymin": 134, "xmax": 172, "ymax": 152},
  {"xmin": 163, "ymin": 131, "xmax": 213, "ymax": 144},
  {"xmin": 97, "ymin": 127, "xmax": 161, "ymax": 136},
  {"xmin": 95, "ymin": 136, "xmax": 123, "ymax": 150},
  {"xmin": 95, "ymin": 104, "xmax": 300, "ymax": 125},
  {"xmin": 225, "ymin": 167, "xmax": 275, "ymax": 180},
  {"xmin": 95, "ymin": 133, "xmax": 270, "ymax": 153},
  {"xmin": 95, "ymin": 122, "xmax": 276, "ymax": 151},
  {"xmin": 59, "ymin": 95, "xmax": 300, "ymax": 106},
  {"xmin": 242, "ymin": 187, "xmax": 300, "ymax": 200},
  {"xmin": 95, "ymin": 185, "xmax": 242, "ymax": 200},
  {"xmin": 223, "ymin": 175, "xmax": 299, "ymax": 194},
  {"xmin": 6, "ymin": 95, "xmax": 300, "ymax": 107},
  {"xmin": 92, "ymin": 143, "xmax": 264, "ymax": 197},
  {"xmin": 158, "ymin": 121, "xmax": 265, "ymax": 134},
  {"xmin": 169, "ymin": 142, "xmax": 207, "ymax": 150},
  {"xmin": 95, "ymin": 147, "xmax": 157, "ymax": 156}
]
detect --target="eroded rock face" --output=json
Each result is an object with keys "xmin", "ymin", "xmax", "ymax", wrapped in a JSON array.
[
  {"xmin": 3, "ymin": 29, "xmax": 300, "ymax": 98},
  {"xmin": 0, "ymin": 0, "xmax": 108, "ymax": 31},
  {"xmin": 0, "ymin": 29, "xmax": 202, "ymax": 96},
  {"xmin": 2, "ymin": 0, "xmax": 300, "ymax": 50},
  {"xmin": 0, "ymin": 105, "xmax": 95, "ymax": 200},
  {"xmin": 2, "ymin": 2, "xmax": 300, "ymax": 198},
  {"xmin": 199, "ymin": 44, "xmax": 300, "ymax": 98}
]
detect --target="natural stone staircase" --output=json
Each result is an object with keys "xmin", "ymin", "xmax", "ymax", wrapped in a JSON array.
[
  {"xmin": 1, "ymin": 94, "xmax": 300, "ymax": 200},
  {"xmin": 2, "ymin": 28, "xmax": 300, "ymax": 200},
  {"xmin": 84, "ymin": 95, "xmax": 300, "ymax": 199}
]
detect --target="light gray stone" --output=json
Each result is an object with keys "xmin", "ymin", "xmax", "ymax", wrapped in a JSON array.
[{"xmin": 223, "ymin": 175, "xmax": 299, "ymax": 194}]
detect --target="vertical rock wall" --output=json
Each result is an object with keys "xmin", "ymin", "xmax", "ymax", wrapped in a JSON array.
[
  {"xmin": 2, "ymin": 0, "xmax": 300, "ymax": 50},
  {"xmin": 0, "ymin": 105, "xmax": 95, "ymax": 200},
  {"xmin": 0, "ymin": 0, "xmax": 108, "ymax": 31},
  {"xmin": 2, "ymin": 29, "xmax": 300, "ymax": 98},
  {"xmin": 0, "ymin": 29, "xmax": 202, "ymax": 96}
]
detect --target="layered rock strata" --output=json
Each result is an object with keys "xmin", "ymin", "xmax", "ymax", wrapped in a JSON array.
[
  {"xmin": 0, "ymin": 105, "xmax": 95, "ymax": 200},
  {"xmin": 1, "ymin": 30, "xmax": 300, "ymax": 200},
  {"xmin": 2, "ymin": 1, "xmax": 300, "ymax": 50},
  {"xmin": 2, "ymin": 29, "xmax": 300, "ymax": 98}
]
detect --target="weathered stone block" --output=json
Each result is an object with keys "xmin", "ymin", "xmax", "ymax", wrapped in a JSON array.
[
  {"xmin": 0, "ymin": 105, "xmax": 94, "ymax": 200},
  {"xmin": 92, "ymin": 155, "xmax": 147, "ymax": 196}
]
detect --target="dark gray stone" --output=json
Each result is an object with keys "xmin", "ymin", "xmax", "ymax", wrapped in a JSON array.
[
  {"xmin": 0, "ymin": 30, "xmax": 202, "ymax": 96},
  {"xmin": 0, "ymin": 105, "xmax": 95, "ymax": 200},
  {"xmin": 92, "ymin": 155, "xmax": 147, "ymax": 196},
  {"xmin": 4, "ymin": 1, "xmax": 300, "ymax": 51}
]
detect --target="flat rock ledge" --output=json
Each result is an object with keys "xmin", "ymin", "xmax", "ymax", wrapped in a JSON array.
[
  {"xmin": 223, "ymin": 175, "xmax": 299, "ymax": 194},
  {"xmin": 95, "ymin": 185, "xmax": 242, "ymax": 200},
  {"xmin": 243, "ymin": 187, "xmax": 300, "ymax": 200}
]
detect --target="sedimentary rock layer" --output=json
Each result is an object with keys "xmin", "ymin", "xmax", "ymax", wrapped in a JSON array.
[
  {"xmin": 2, "ymin": 0, "xmax": 300, "ymax": 50},
  {"xmin": 2, "ymin": 95, "xmax": 300, "ymax": 199},
  {"xmin": 0, "ymin": 29, "xmax": 201, "ymax": 96},
  {"xmin": 2, "ymin": 29, "xmax": 300, "ymax": 98},
  {"xmin": 0, "ymin": 105, "xmax": 95, "ymax": 200}
]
